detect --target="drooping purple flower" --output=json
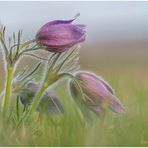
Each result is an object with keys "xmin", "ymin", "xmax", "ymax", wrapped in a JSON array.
[
  {"xmin": 69, "ymin": 71, "xmax": 126, "ymax": 117},
  {"xmin": 36, "ymin": 13, "xmax": 86, "ymax": 53}
]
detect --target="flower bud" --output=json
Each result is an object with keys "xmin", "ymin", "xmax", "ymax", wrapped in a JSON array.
[
  {"xmin": 69, "ymin": 71, "xmax": 126, "ymax": 117},
  {"xmin": 19, "ymin": 82, "xmax": 38, "ymax": 106},
  {"xmin": 18, "ymin": 82, "xmax": 64, "ymax": 115},
  {"xmin": 37, "ymin": 91, "xmax": 64, "ymax": 115},
  {"xmin": 36, "ymin": 14, "xmax": 86, "ymax": 53}
]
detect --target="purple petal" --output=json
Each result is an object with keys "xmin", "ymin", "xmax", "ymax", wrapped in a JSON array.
[
  {"xmin": 89, "ymin": 105, "xmax": 105, "ymax": 116},
  {"xmin": 76, "ymin": 72, "xmax": 111, "ymax": 98},
  {"xmin": 46, "ymin": 48, "xmax": 69, "ymax": 53},
  {"xmin": 97, "ymin": 75, "xmax": 115, "ymax": 95},
  {"xmin": 79, "ymin": 72, "xmax": 115, "ymax": 95},
  {"xmin": 76, "ymin": 24, "xmax": 86, "ymax": 29},
  {"xmin": 38, "ymin": 13, "xmax": 80, "ymax": 30},
  {"xmin": 37, "ymin": 24, "xmax": 86, "ymax": 49},
  {"xmin": 36, "ymin": 13, "xmax": 86, "ymax": 52},
  {"xmin": 108, "ymin": 94, "xmax": 126, "ymax": 114},
  {"xmin": 70, "ymin": 71, "xmax": 126, "ymax": 116}
]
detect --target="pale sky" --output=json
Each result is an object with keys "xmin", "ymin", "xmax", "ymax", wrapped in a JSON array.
[{"xmin": 0, "ymin": 1, "xmax": 148, "ymax": 45}]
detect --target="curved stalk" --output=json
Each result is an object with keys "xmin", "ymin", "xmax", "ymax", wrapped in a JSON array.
[
  {"xmin": 58, "ymin": 72, "xmax": 75, "ymax": 79},
  {"xmin": 17, "ymin": 53, "xmax": 64, "ymax": 124}
]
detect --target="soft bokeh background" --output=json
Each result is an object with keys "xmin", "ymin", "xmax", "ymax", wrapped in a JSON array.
[
  {"xmin": 0, "ymin": 1, "xmax": 148, "ymax": 78},
  {"xmin": 0, "ymin": 1, "xmax": 148, "ymax": 74},
  {"xmin": 0, "ymin": 1, "xmax": 148, "ymax": 146}
]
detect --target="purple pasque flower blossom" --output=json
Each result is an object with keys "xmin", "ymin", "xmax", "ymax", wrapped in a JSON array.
[
  {"xmin": 36, "ymin": 13, "xmax": 86, "ymax": 53},
  {"xmin": 69, "ymin": 71, "xmax": 126, "ymax": 117}
]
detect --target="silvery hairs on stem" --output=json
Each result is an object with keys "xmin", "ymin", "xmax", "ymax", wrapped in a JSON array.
[
  {"xmin": 0, "ymin": 14, "xmax": 126, "ymax": 125},
  {"xmin": 0, "ymin": 23, "xmax": 43, "ymax": 69}
]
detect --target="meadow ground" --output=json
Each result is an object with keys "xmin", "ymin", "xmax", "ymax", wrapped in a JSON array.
[{"xmin": 0, "ymin": 45, "xmax": 148, "ymax": 146}]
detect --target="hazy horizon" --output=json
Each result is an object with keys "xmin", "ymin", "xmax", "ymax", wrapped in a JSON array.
[{"xmin": 0, "ymin": 1, "xmax": 148, "ymax": 46}]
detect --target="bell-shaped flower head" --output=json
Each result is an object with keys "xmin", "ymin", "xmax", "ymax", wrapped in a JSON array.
[
  {"xmin": 69, "ymin": 71, "xmax": 126, "ymax": 118},
  {"xmin": 36, "ymin": 13, "xmax": 86, "ymax": 53}
]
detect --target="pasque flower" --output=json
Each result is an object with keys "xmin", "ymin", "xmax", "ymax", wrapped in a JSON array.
[
  {"xmin": 37, "ymin": 91, "xmax": 64, "ymax": 115},
  {"xmin": 18, "ymin": 82, "xmax": 64, "ymax": 115},
  {"xmin": 36, "ymin": 14, "xmax": 86, "ymax": 52},
  {"xmin": 69, "ymin": 71, "xmax": 126, "ymax": 117}
]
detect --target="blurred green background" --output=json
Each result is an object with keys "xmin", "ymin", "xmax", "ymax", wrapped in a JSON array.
[{"xmin": 0, "ymin": 1, "xmax": 148, "ymax": 146}]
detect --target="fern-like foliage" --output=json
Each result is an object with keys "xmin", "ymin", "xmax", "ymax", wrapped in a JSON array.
[{"xmin": 52, "ymin": 45, "xmax": 80, "ymax": 74}]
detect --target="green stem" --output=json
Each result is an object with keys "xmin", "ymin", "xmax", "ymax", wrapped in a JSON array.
[
  {"xmin": 19, "ymin": 83, "xmax": 47, "ymax": 125},
  {"xmin": 2, "ymin": 67, "xmax": 13, "ymax": 123},
  {"xmin": 58, "ymin": 72, "xmax": 75, "ymax": 79},
  {"xmin": 23, "ymin": 77, "xmax": 57, "ymax": 123},
  {"xmin": 17, "ymin": 82, "xmax": 47, "ymax": 126},
  {"xmin": 28, "ymin": 54, "xmax": 61, "ymax": 114},
  {"xmin": 29, "ymin": 83, "xmax": 47, "ymax": 115},
  {"xmin": 21, "ymin": 53, "xmax": 61, "ymax": 123},
  {"xmin": 16, "ymin": 96, "xmax": 20, "ymax": 121}
]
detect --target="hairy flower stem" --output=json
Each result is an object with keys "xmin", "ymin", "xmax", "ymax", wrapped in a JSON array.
[
  {"xmin": 2, "ymin": 67, "xmax": 13, "ymax": 123},
  {"xmin": 29, "ymin": 83, "xmax": 47, "ymax": 115},
  {"xmin": 19, "ymin": 54, "xmax": 66, "ymax": 123},
  {"xmin": 59, "ymin": 72, "xmax": 75, "ymax": 79},
  {"xmin": 21, "ymin": 79, "xmax": 55, "ymax": 124}
]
